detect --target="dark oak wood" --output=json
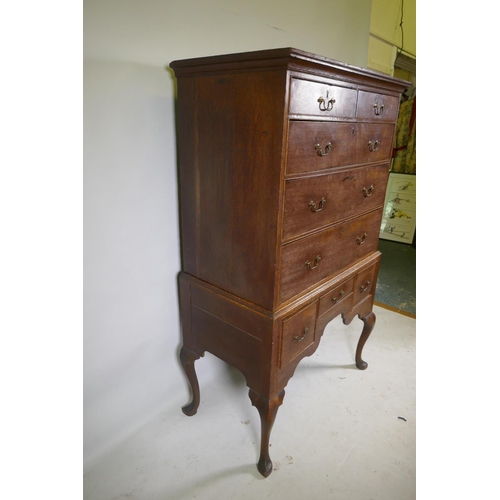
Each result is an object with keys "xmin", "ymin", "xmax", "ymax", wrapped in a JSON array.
[
  {"xmin": 289, "ymin": 77, "xmax": 357, "ymax": 119},
  {"xmin": 318, "ymin": 277, "xmax": 354, "ymax": 317},
  {"xmin": 282, "ymin": 163, "xmax": 390, "ymax": 241},
  {"xmin": 286, "ymin": 121, "xmax": 357, "ymax": 175},
  {"xmin": 249, "ymin": 389, "xmax": 285, "ymax": 477},
  {"xmin": 356, "ymin": 123, "xmax": 395, "ymax": 164},
  {"xmin": 356, "ymin": 312, "xmax": 376, "ymax": 370},
  {"xmin": 280, "ymin": 301, "xmax": 318, "ymax": 368},
  {"xmin": 179, "ymin": 346, "xmax": 201, "ymax": 416},
  {"xmin": 171, "ymin": 48, "xmax": 409, "ymax": 477},
  {"xmin": 279, "ymin": 209, "xmax": 382, "ymax": 303},
  {"xmin": 285, "ymin": 122, "xmax": 394, "ymax": 176},
  {"xmin": 356, "ymin": 90, "xmax": 400, "ymax": 121}
]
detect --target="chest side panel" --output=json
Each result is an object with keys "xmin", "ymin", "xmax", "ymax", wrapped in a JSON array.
[{"xmin": 177, "ymin": 70, "xmax": 287, "ymax": 310}]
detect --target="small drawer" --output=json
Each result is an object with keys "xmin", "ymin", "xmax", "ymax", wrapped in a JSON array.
[
  {"xmin": 279, "ymin": 209, "xmax": 383, "ymax": 304},
  {"xmin": 289, "ymin": 78, "xmax": 357, "ymax": 119},
  {"xmin": 318, "ymin": 278, "xmax": 354, "ymax": 317},
  {"xmin": 356, "ymin": 91, "xmax": 400, "ymax": 122},
  {"xmin": 280, "ymin": 301, "xmax": 317, "ymax": 368},
  {"xmin": 282, "ymin": 164, "xmax": 390, "ymax": 241},
  {"xmin": 354, "ymin": 123, "xmax": 395, "ymax": 164},
  {"xmin": 286, "ymin": 121, "xmax": 355, "ymax": 175},
  {"xmin": 353, "ymin": 264, "xmax": 378, "ymax": 305}
]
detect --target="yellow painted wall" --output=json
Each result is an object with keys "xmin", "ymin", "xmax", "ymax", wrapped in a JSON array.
[{"xmin": 367, "ymin": 0, "xmax": 416, "ymax": 75}]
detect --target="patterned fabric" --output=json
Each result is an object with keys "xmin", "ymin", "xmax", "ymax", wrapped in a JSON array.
[{"xmin": 392, "ymin": 97, "xmax": 416, "ymax": 174}]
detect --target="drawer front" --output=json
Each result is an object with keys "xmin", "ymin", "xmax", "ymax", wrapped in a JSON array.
[
  {"xmin": 289, "ymin": 78, "xmax": 357, "ymax": 119},
  {"xmin": 355, "ymin": 123, "xmax": 395, "ymax": 164},
  {"xmin": 282, "ymin": 164, "xmax": 390, "ymax": 241},
  {"xmin": 286, "ymin": 122, "xmax": 394, "ymax": 176},
  {"xmin": 318, "ymin": 278, "xmax": 354, "ymax": 317},
  {"xmin": 286, "ymin": 121, "xmax": 355, "ymax": 175},
  {"xmin": 356, "ymin": 91, "xmax": 400, "ymax": 122},
  {"xmin": 279, "ymin": 209, "xmax": 382, "ymax": 303},
  {"xmin": 353, "ymin": 263, "xmax": 378, "ymax": 304},
  {"xmin": 280, "ymin": 301, "xmax": 317, "ymax": 368}
]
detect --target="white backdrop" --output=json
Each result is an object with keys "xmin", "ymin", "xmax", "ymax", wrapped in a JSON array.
[{"xmin": 83, "ymin": 0, "xmax": 372, "ymax": 471}]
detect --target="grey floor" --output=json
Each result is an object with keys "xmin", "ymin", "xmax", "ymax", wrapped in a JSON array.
[
  {"xmin": 83, "ymin": 305, "xmax": 416, "ymax": 500},
  {"xmin": 375, "ymin": 239, "xmax": 416, "ymax": 316}
]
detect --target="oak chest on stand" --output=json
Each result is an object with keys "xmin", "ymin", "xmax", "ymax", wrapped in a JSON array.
[{"xmin": 170, "ymin": 48, "xmax": 409, "ymax": 477}]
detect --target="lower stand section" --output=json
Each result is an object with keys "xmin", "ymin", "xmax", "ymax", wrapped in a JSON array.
[
  {"xmin": 178, "ymin": 257, "xmax": 380, "ymax": 477},
  {"xmin": 248, "ymin": 389, "xmax": 285, "ymax": 477}
]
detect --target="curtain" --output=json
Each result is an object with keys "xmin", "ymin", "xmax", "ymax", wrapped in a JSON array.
[{"xmin": 392, "ymin": 96, "xmax": 416, "ymax": 174}]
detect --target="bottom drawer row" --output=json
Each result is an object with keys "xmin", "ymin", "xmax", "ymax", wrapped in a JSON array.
[{"xmin": 279, "ymin": 262, "xmax": 377, "ymax": 368}]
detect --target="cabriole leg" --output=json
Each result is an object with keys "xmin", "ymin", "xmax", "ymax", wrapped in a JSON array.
[
  {"xmin": 179, "ymin": 346, "xmax": 201, "ymax": 416},
  {"xmin": 248, "ymin": 389, "xmax": 285, "ymax": 477},
  {"xmin": 355, "ymin": 311, "xmax": 376, "ymax": 370}
]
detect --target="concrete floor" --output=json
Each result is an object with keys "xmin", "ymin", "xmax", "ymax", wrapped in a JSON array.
[{"xmin": 83, "ymin": 305, "xmax": 415, "ymax": 500}]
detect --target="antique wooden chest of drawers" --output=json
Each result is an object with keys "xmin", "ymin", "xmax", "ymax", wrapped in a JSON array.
[{"xmin": 170, "ymin": 48, "xmax": 409, "ymax": 477}]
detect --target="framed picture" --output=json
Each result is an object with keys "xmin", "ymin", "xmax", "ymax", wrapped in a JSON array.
[{"xmin": 379, "ymin": 172, "xmax": 416, "ymax": 243}]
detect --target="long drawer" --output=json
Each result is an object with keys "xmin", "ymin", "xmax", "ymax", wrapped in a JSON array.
[
  {"xmin": 286, "ymin": 121, "xmax": 394, "ymax": 175},
  {"xmin": 282, "ymin": 164, "xmax": 389, "ymax": 241},
  {"xmin": 279, "ymin": 209, "xmax": 382, "ymax": 303}
]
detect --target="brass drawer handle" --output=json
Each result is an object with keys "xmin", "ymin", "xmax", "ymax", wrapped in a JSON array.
[
  {"xmin": 331, "ymin": 289, "xmax": 344, "ymax": 304},
  {"xmin": 318, "ymin": 96, "xmax": 335, "ymax": 111},
  {"xmin": 360, "ymin": 281, "xmax": 371, "ymax": 293},
  {"xmin": 362, "ymin": 185, "xmax": 375, "ymax": 197},
  {"xmin": 373, "ymin": 103, "xmax": 385, "ymax": 116},
  {"xmin": 356, "ymin": 233, "xmax": 368, "ymax": 245},
  {"xmin": 314, "ymin": 142, "xmax": 332, "ymax": 156},
  {"xmin": 305, "ymin": 255, "xmax": 321, "ymax": 270},
  {"xmin": 293, "ymin": 327, "xmax": 309, "ymax": 343},
  {"xmin": 368, "ymin": 140, "xmax": 380, "ymax": 152},
  {"xmin": 309, "ymin": 197, "xmax": 326, "ymax": 212}
]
